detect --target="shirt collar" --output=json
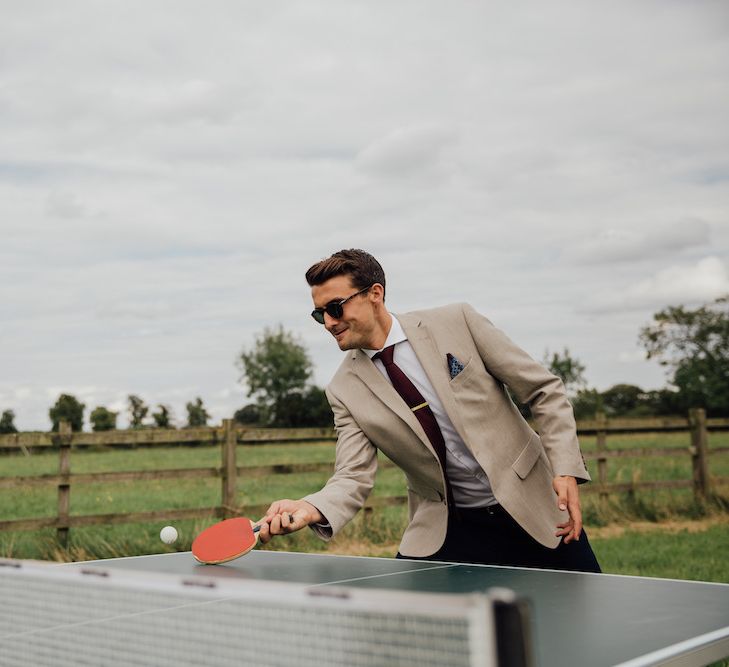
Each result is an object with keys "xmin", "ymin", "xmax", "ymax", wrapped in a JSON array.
[{"xmin": 363, "ymin": 315, "xmax": 407, "ymax": 358}]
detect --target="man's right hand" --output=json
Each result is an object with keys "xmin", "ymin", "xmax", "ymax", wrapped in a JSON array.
[{"xmin": 257, "ymin": 499, "xmax": 324, "ymax": 544}]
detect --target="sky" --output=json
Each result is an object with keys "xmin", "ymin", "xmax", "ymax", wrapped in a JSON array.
[{"xmin": 1, "ymin": 1, "xmax": 728, "ymax": 431}]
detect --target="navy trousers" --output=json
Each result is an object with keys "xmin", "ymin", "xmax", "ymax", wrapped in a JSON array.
[{"xmin": 398, "ymin": 504, "xmax": 601, "ymax": 573}]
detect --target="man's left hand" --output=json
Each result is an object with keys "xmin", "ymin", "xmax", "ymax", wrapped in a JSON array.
[{"xmin": 553, "ymin": 475, "xmax": 582, "ymax": 543}]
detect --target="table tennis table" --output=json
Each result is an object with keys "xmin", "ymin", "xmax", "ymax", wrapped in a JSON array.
[{"xmin": 2, "ymin": 550, "xmax": 728, "ymax": 666}]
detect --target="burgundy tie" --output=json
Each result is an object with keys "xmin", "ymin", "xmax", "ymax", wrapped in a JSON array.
[{"xmin": 373, "ymin": 344, "xmax": 453, "ymax": 506}]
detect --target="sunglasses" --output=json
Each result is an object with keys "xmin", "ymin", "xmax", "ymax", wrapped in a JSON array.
[{"xmin": 311, "ymin": 285, "xmax": 372, "ymax": 324}]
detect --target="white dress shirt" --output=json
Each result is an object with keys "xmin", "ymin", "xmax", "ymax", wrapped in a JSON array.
[{"xmin": 364, "ymin": 316, "xmax": 497, "ymax": 508}]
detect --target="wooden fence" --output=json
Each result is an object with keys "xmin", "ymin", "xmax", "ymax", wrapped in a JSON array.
[
  {"xmin": 1, "ymin": 409, "xmax": 728, "ymax": 544},
  {"xmin": 577, "ymin": 409, "xmax": 728, "ymax": 504}
]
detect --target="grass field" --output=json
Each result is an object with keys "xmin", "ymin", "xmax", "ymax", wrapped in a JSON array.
[{"xmin": 1, "ymin": 430, "xmax": 728, "ymax": 585}]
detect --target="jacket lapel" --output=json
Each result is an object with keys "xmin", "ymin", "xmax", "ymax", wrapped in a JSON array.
[
  {"xmin": 398, "ymin": 312, "xmax": 471, "ymax": 448},
  {"xmin": 350, "ymin": 348, "xmax": 436, "ymax": 458}
]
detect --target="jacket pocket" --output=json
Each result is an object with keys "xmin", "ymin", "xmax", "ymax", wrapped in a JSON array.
[
  {"xmin": 448, "ymin": 356, "xmax": 475, "ymax": 387},
  {"xmin": 406, "ymin": 480, "xmax": 444, "ymax": 502},
  {"xmin": 511, "ymin": 435, "xmax": 543, "ymax": 480}
]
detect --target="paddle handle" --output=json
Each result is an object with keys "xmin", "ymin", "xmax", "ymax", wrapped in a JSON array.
[{"xmin": 252, "ymin": 514, "xmax": 294, "ymax": 534}]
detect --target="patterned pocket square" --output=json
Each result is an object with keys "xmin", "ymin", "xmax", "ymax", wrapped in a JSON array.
[{"xmin": 447, "ymin": 353, "xmax": 465, "ymax": 379}]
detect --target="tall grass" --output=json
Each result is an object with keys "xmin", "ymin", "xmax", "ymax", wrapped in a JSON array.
[{"xmin": 590, "ymin": 521, "xmax": 729, "ymax": 582}]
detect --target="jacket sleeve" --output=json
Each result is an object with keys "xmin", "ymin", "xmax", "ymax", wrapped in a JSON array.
[
  {"xmin": 303, "ymin": 387, "xmax": 378, "ymax": 540},
  {"xmin": 461, "ymin": 303, "xmax": 590, "ymax": 482}
]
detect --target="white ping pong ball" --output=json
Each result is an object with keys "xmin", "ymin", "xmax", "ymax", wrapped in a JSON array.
[{"xmin": 160, "ymin": 526, "xmax": 178, "ymax": 544}]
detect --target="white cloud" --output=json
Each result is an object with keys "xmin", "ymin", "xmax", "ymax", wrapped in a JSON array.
[
  {"xmin": 45, "ymin": 191, "xmax": 89, "ymax": 219},
  {"xmin": 563, "ymin": 218, "xmax": 711, "ymax": 265},
  {"xmin": 618, "ymin": 350, "xmax": 647, "ymax": 364},
  {"xmin": 587, "ymin": 256, "xmax": 729, "ymax": 313},
  {"xmin": 0, "ymin": 1, "xmax": 727, "ymax": 428},
  {"xmin": 356, "ymin": 123, "xmax": 459, "ymax": 179}
]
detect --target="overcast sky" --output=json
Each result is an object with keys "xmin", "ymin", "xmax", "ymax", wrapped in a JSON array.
[{"xmin": 1, "ymin": 1, "xmax": 728, "ymax": 431}]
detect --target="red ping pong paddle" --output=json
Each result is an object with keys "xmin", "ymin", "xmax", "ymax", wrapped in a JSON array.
[{"xmin": 192, "ymin": 515, "xmax": 293, "ymax": 565}]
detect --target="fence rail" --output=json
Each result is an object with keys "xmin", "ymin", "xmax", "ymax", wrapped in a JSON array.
[
  {"xmin": 1, "ymin": 411, "xmax": 728, "ymax": 543},
  {"xmin": 0, "ymin": 425, "xmax": 336, "ymax": 451}
]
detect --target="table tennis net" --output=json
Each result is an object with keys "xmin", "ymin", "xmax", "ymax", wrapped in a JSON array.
[{"xmin": 0, "ymin": 558, "xmax": 526, "ymax": 667}]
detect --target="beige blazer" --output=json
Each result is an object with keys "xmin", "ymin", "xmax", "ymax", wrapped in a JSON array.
[{"xmin": 304, "ymin": 303, "xmax": 590, "ymax": 557}]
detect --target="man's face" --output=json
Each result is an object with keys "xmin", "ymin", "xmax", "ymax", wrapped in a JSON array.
[{"xmin": 311, "ymin": 275, "xmax": 377, "ymax": 350}]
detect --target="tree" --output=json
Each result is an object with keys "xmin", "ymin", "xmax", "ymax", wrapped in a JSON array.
[
  {"xmin": 301, "ymin": 386, "xmax": 334, "ymax": 427},
  {"xmin": 152, "ymin": 404, "xmax": 174, "ymax": 428},
  {"xmin": 186, "ymin": 397, "xmax": 210, "ymax": 427},
  {"xmin": 641, "ymin": 388, "xmax": 683, "ymax": 417},
  {"xmin": 601, "ymin": 384, "xmax": 645, "ymax": 417},
  {"xmin": 238, "ymin": 325, "xmax": 314, "ymax": 425},
  {"xmin": 49, "ymin": 394, "xmax": 85, "ymax": 432},
  {"xmin": 0, "ymin": 410, "xmax": 18, "ymax": 434},
  {"xmin": 274, "ymin": 386, "xmax": 333, "ymax": 428},
  {"xmin": 544, "ymin": 348, "xmax": 587, "ymax": 394},
  {"xmin": 127, "ymin": 395, "xmax": 149, "ymax": 429},
  {"xmin": 639, "ymin": 296, "xmax": 729, "ymax": 416},
  {"xmin": 234, "ymin": 404, "xmax": 262, "ymax": 426},
  {"xmin": 570, "ymin": 389, "xmax": 603, "ymax": 421},
  {"xmin": 90, "ymin": 407, "xmax": 117, "ymax": 432}
]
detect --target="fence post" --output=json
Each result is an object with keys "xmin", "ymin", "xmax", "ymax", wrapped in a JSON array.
[
  {"xmin": 362, "ymin": 505, "xmax": 373, "ymax": 530},
  {"xmin": 596, "ymin": 411, "xmax": 608, "ymax": 507},
  {"xmin": 689, "ymin": 408, "xmax": 710, "ymax": 502},
  {"xmin": 56, "ymin": 420, "xmax": 72, "ymax": 546},
  {"xmin": 221, "ymin": 419, "xmax": 238, "ymax": 518}
]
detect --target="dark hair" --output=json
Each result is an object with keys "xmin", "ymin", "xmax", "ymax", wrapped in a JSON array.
[{"xmin": 305, "ymin": 249, "xmax": 386, "ymax": 299}]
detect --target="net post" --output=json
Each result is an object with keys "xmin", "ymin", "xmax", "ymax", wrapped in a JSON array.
[
  {"xmin": 56, "ymin": 420, "xmax": 72, "ymax": 546},
  {"xmin": 689, "ymin": 408, "xmax": 709, "ymax": 502},
  {"xmin": 489, "ymin": 588, "xmax": 534, "ymax": 667},
  {"xmin": 221, "ymin": 419, "xmax": 238, "ymax": 518}
]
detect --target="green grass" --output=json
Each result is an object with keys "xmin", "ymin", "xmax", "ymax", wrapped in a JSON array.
[
  {"xmin": 0, "ymin": 441, "xmax": 339, "ymax": 477},
  {"xmin": 1, "ymin": 433, "xmax": 728, "ymax": 585},
  {"xmin": 591, "ymin": 522, "xmax": 729, "ymax": 582},
  {"xmin": 2, "ymin": 435, "xmax": 727, "ymax": 667},
  {"xmin": 0, "ymin": 444, "xmax": 408, "ymax": 520}
]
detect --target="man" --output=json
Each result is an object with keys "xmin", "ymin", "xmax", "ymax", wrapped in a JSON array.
[{"xmin": 258, "ymin": 249, "xmax": 600, "ymax": 572}]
